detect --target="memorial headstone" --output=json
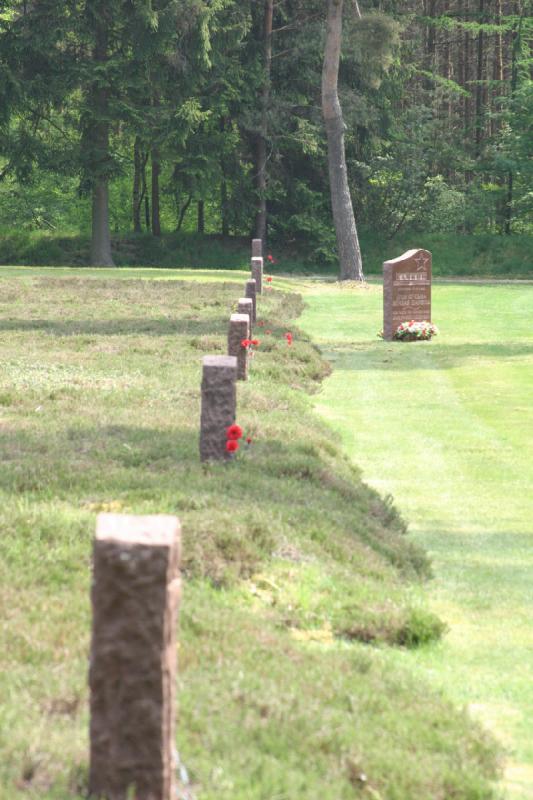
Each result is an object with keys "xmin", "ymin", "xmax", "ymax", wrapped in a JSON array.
[
  {"xmin": 228, "ymin": 313, "xmax": 249, "ymax": 381},
  {"xmin": 245, "ymin": 279, "xmax": 257, "ymax": 323},
  {"xmin": 237, "ymin": 298, "xmax": 253, "ymax": 333},
  {"xmin": 89, "ymin": 513, "xmax": 181, "ymax": 800},
  {"xmin": 200, "ymin": 355, "xmax": 237, "ymax": 461},
  {"xmin": 383, "ymin": 249, "xmax": 432, "ymax": 341},
  {"xmin": 251, "ymin": 257, "xmax": 263, "ymax": 294},
  {"xmin": 252, "ymin": 238, "xmax": 262, "ymax": 259}
]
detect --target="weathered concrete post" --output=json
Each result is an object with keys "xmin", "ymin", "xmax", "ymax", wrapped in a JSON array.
[
  {"xmin": 251, "ymin": 257, "xmax": 263, "ymax": 295},
  {"xmin": 228, "ymin": 313, "xmax": 249, "ymax": 381},
  {"xmin": 89, "ymin": 513, "xmax": 181, "ymax": 800},
  {"xmin": 252, "ymin": 238, "xmax": 262, "ymax": 259},
  {"xmin": 200, "ymin": 355, "xmax": 237, "ymax": 461},
  {"xmin": 383, "ymin": 249, "xmax": 432, "ymax": 341},
  {"xmin": 245, "ymin": 278, "xmax": 257, "ymax": 323},
  {"xmin": 237, "ymin": 298, "xmax": 253, "ymax": 334}
]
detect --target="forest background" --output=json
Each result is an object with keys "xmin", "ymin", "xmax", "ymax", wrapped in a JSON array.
[{"xmin": 0, "ymin": 0, "xmax": 531, "ymax": 273}]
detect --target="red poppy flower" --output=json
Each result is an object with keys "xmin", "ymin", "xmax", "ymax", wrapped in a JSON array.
[
  {"xmin": 226, "ymin": 439, "xmax": 239, "ymax": 453},
  {"xmin": 226, "ymin": 424, "xmax": 243, "ymax": 440},
  {"xmin": 266, "ymin": 276, "xmax": 273, "ymax": 283},
  {"xmin": 251, "ymin": 339, "xmax": 260, "ymax": 346},
  {"xmin": 240, "ymin": 338, "xmax": 251, "ymax": 348},
  {"xmin": 258, "ymin": 320, "xmax": 265, "ymax": 327},
  {"xmin": 267, "ymin": 254, "xmax": 274, "ymax": 262},
  {"xmin": 246, "ymin": 437, "xmax": 252, "ymax": 445}
]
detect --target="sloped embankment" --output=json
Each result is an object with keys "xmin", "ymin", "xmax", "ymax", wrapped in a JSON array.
[{"xmin": 0, "ymin": 275, "xmax": 499, "ymax": 799}]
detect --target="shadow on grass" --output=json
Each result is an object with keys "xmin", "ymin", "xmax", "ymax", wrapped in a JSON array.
[
  {"xmin": 0, "ymin": 317, "xmax": 228, "ymax": 337},
  {"xmin": 0, "ymin": 422, "xmax": 430, "ymax": 584},
  {"xmin": 327, "ymin": 341, "xmax": 533, "ymax": 370}
]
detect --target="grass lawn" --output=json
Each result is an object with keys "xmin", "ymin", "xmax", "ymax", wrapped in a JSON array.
[
  {"xmin": 0, "ymin": 269, "xmax": 499, "ymax": 799},
  {"xmin": 299, "ymin": 281, "xmax": 533, "ymax": 799}
]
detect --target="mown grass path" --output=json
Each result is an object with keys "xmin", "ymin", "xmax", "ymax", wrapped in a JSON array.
[{"xmin": 299, "ymin": 281, "xmax": 533, "ymax": 799}]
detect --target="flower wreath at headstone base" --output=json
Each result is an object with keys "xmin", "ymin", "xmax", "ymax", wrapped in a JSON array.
[{"xmin": 394, "ymin": 320, "xmax": 438, "ymax": 341}]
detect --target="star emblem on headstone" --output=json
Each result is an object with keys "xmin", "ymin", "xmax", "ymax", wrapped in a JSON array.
[{"xmin": 413, "ymin": 252, "xmax": 429, "ymax": 271}]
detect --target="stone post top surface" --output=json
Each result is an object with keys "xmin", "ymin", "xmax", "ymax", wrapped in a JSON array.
[
  {"xmin": 251, "ymin": 256, "xmax": 263, "ymax": 264},
  {"xmin": 96, "ymin": 513, "xmax": 180, "ymax": 547},
  {"xmin": 383, "ymin": 249, "xmax": 431, "ymax": 267},
  {"xmin": 203, "ymin": 354, "xmax": 237, "ymax": 369},
  {"xmin": 246, "ymin": 278, "xmax": 257, "ymax": 287},
  {"xmin": 238, "ymin": 297, "xmax": 252, "ymax": 306},
  {"xmin": 230, "ymin": 313, "xmax": 250, "ymax": 323}
]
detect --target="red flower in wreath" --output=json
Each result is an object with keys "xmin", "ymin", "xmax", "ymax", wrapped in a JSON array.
[
  {"xmin": 251, "ymin": 339, "xmax": 260, "ymax": 347},
  {"xmin": 241, "ymin": 338, "xmax": 252, "ymax": 348},
  {"xmin": 266, "ymin": 276, "xmax": 273, "ymax": 283},
  {"xmin": 226, "ymin": 424, "xmax": 243, "ymax": 441},
  {"xmin": 226, "ymin": 440, "xmax": 239, "ymax": 453}
]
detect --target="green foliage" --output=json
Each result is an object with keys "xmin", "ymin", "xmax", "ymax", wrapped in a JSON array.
[{"xmin": 0, "ymin": 1, "xmax": 531, "ymax": 264}]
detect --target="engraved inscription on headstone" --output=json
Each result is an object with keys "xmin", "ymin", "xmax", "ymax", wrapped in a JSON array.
[
  {"xmin": 383, "ymin": 249, "xmax": 432, "ymax": 341},
  {"xmin": 200, "ymin": 355, "xmax": 237, "ymax": 461},
  {"xmin": 252, "ymin": 238, "xmax": 262, "ymax": 259},
  {"xmin": 251, "ymin": 257, "xmax": 263, "ymax": 294},
  {"xmin": 89, "ymin": 513, "xmax": 181, "ymax": 800}
]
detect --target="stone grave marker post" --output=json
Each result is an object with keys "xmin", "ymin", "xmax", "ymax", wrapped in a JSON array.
[
  {"xmin": 228, "ymin": 313, "xmax": 249, "ymax": 381},
  {"xmin": 251, "ymin": 257, "xmax": 263, "ymax": 295},
  {"xmin": 89, "ymin": 513, "xmax": 181, "ymax": 800},
  {"xmin": 383, "ymin": 249, "xmax": 432, "ymax": 341},
  {"xmin": 252, "ymin": 238, "xmax": 262, "ymax": 259},
  {"xmin": 237, "ymin": 298, "xmax": 253, "ymax": 333},
  {"xmin": 245, "ymin": 279, "xmax": 257, "ymax": 323},
  {"xmin": 200, "ymin": 355, "xmax": 237, "ymax": 461}
]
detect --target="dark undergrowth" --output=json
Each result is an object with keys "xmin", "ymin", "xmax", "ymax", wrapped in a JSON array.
[{"xmin": 0, "ymin": 227, "xmax": 531, "ymax": 277}]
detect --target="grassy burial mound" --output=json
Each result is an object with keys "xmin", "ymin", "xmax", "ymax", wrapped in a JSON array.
[{"xmin": 0, "ymin": 274, "xmax": 499, "ymax": 799}]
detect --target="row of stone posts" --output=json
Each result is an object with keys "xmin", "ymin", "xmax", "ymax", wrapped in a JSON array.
[
  {"xmin": 89, "ymin": 238, "xmax": 266, "ymax": 800},
  {"xmin": 199, "ymin": 238, "xmax": 264, "ymax": 463}
]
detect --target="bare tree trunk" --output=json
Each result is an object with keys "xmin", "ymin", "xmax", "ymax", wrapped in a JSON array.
[
  {"xmin": 322, "ymin": 0, "xmax": 363, "ymax": 281},
  {"xmin": 254, "ymin": 0, "xmax": 273, "ymax": 244},
  {"xmin": 197, "ymin": 200, "xmax": 205, "ymax": 234},
  {"xmin": 504, "ymin": 2, "xmax": 524, "ymax": 235},
  {"xmin": 91, "ymin": 182, "xmax": 113, "ymax": 266},
  {"xmin": 89, "ymin": 2, "xmax": 114, "ymax": 266},
  {"xmin": 151, "ymin": 149, "xmax": 161, "ymax": 236},
  {"xmin": 221, "ymin": 178, "xmax": 229, "ymax": 236},
  {"xmin": 133, "ymin": 137, "xmax": 142, "ymax": 233},
  {"xmin": 475, "ymin": 0, "xmax": 485, "ymax": 153}
]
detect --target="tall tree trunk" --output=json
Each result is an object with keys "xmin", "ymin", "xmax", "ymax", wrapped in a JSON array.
[
  {"xmin": 322, "ymin": 0, "xmax": 364, "ymax": 281},
  {"xmin": 89, "ymin": 1, "xmax": 114, "ymax": 266},
  {"xmin": 254, "ymin": 0, "xmax": 273, "ymax": 244},
  {"xmin": 504, "ymin": 2, "xmax": 524, "ymax": 235},
  {"xmin": 221, "ymin": 178, "xmax": 229, "ymax": 236},
  {"xmin": 133, "ymin": 136, "xmax": 142, "ymax": 233},
  {"xmin": 151, "ymin": 149, "xmax": 161, "ymax": 236},
  {"xmin": 475, "ymin": 0, "xmax": 485, "ymax": 153},
  {"xmin": 91, "ymin": 181, "xmax": 113, "ymax": 266},
  {"xmin": 464, "ymin": 0, "xmax": 471, "ymax": 135},
  {"xmin": 197, "ymin": 200, "xmax": 205, "ymax": 234},
  {"xmin": 145, "ymin": 194, "xmax": 150, "ymax": 232}
]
